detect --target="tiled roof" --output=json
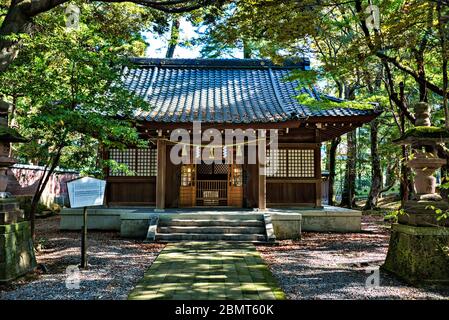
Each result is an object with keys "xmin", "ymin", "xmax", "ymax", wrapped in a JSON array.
[{"xmin": 122, "ymin": 58, "xmax": 377, "ymax": 124}]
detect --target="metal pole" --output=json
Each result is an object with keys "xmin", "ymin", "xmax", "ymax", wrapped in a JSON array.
[{"xmin": 80, "ymin": 206, "xmax": 88, "ymax": 269}]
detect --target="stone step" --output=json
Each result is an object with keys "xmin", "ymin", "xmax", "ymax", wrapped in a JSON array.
[
  {"xmin": 155, "ymin": 233, "xmax": 267, "ymax": 242},
  {"xmin": 158, "ymin": 214, "xmax": 264, "ymax": 221},
  {"xmin": 158, "ymin": 226, "xmax": 266, "ymax": 234},
  {"xmin": 158, "ymin": 219, "xmax": 265, "ymax": 227}
]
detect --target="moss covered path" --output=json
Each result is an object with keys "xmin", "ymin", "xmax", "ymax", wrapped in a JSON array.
[{"xmin": 128, "ymin": 242, "xmax": 285, "ymax": 300}]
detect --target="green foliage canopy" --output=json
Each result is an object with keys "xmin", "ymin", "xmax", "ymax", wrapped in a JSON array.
[{"xmin": 0, "ymin": 6, "xmax": 151, "ymax": 175}]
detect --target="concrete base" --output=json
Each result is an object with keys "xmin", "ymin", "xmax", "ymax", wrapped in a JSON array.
[
  {"xmin": 269, "ymin": 206, "xmax": 361, "ymax": 234},
  {"xmin": 60, "ymin": 208, "xmax": 128, "ymax": 231},
  {"xmin": 60, "ymin": 206, "xmax": 362, "ymax": 239},
  {"xmin": 270, "ymin": 213, "xmax": 302, "ymax": 240},
  {"xmin": 301, "ymin": 209, "xmax": 361, "ymax": 232},
  {"xmin": 0, "ymin": 221, "xmax": 36, "ymax": 282},
  {"xmin": 121, "ymin": 212, "xmax": 157, "ymax": 239},
  {"xmin": 383, "ymin": 223, "xmax": 449, "ymax": 284}
]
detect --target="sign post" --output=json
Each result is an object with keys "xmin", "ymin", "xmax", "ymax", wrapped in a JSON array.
[
  {"xmin": 80, "ymin": 206, "xmax": 88, "ymax": 268},
  {"xmin": 67, "ymin": 177, "xmax": 106, "ymax": 269}
]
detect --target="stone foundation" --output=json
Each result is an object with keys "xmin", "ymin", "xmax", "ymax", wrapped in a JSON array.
[
  {"xmin": 0, "ymin": 221, "xmax": 36, "ymax": 282},
  {"xmin": 382, "ymin": 223, "xmax": 449, "ymax": 284},
  {"xmin": 120, "ymin": 212, "xmax": 156, "ymax": 239},
  {"xmin": 60, "ymin": 206, "xmax": 362, "ymax": 239},
  {"xmin": 60, "ymin": 208, "xmax": 124, "ymax": 231},
  {"xmin": 270, "ymin": 214, "xmax": 302, "ymax": 240},
  {"xmin": 301, "ymin": 208, "xmax": 361, "ymax": 232}
]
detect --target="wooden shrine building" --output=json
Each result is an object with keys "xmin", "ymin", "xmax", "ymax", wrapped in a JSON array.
[{"xmin": 103, "ymin": 58, "xmax": 380, "ymax": 210}]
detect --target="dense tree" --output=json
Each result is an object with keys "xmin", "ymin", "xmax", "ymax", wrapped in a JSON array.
[
  {"xmin": 0, "ymin": 7, "xmax": 153, "ymax": 236},
  {"xmin": 3, "ymin": 0, "xmax": 449, "ymax": 214},
  {"xmin": 194, "ymin": 0, "xmax": 449, "ymax": 208},
  {"xmin": 0, "ymin": 0, "xmax": 224, "ymax": 72}
]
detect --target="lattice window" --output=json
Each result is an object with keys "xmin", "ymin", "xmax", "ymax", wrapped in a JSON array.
[
  {"xmin": 266, "ymin": 149, "xmax": 287, "ymax": 177},
  {"xmin": 197, "ymin": 163, "xmax": 229, "ymax": 175},
  {"xmin": 108, "ymin": 149, "xmax": 135, "ymax": 176},
  {"xmin": 197, "ymin": 163, "xmax": 213, "ymax": 175},
  {"xmin": 136, "ymin": 149, "xmax": 157, "ymax": 176},
  {"xmin": 267, "ymin": 148, "xmax": 315, "ymax": 178},
  {"xmin": 288, "ymin": 149, "xmax": 315, "ymax": 177},
  {"xmin": 108, "ymin": 148, "xmax": 157, "ymax": 177},
  {"xmin": 214, "ymin": 164, "xmax": 229, "ymax": 175}
]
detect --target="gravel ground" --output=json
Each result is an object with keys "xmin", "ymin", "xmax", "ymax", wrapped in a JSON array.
[
  {"xmin": 2, "ymin": 214, "xmax": 449, "ymax": 300},
  {"xmin": 0, "ymin": 215, "xmax": 164, "ymax": 300},
  {"xmin": 257, "ymin": 215, "xmax": 449, "ymax": 300}
]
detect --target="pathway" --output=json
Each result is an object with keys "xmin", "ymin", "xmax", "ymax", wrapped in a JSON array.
[{"xmin": 128, "ymin": 241, "xmax": 285, "ymax": 300}]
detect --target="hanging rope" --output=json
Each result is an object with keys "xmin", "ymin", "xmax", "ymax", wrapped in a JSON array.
[{"xmin": 149, "ymin": 137, "xmax": 273, "ymax": 148}]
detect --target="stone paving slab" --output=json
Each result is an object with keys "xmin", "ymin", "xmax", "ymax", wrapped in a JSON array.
[{"xmin": 128, "ymin": 241, "xmax": 285, "ymax": 300}]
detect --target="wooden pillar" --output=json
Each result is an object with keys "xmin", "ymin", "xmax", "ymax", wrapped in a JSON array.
[
  {"xmin": 156, "ymin": 138, "xmax": 166, "ymax": 210},
  {"xmin": 315, "ymin": 128, "xmax": 322, "ymax": 208},
  {"xmin": 258, "ymin": 130, "xmax": 266, "ymax": 210}
]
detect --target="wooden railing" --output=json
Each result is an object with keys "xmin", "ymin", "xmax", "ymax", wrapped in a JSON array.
[{"xmin": 196, "ymin": 180, "xmax": 227, "ymax": 206}]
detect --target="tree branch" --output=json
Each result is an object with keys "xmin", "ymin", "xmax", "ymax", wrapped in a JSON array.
[
  {"xmin": 354, "ymin": 0, "xmax": 449, "ymax": 99},
  {"xmin": 0, "ymin": 0, "xmax": 217, "ymax": 72},
  {"xmin": 94, "ymin": 0, "xmax": 216, "ymax": 13}
]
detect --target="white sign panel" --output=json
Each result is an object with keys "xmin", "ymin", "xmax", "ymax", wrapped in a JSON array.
[{"xmin": 67, "ymin": 177, "xmax": 106, "ymax": 208}]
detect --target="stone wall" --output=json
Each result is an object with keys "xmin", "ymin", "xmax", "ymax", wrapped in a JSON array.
[
  {"xmin": 0, "ymin": 221, "xmax": 36, "ymax": 282},
  {"xmin": 6, "ymin": 164, "xmax": 79, "ymax": 208},
  {"xmin": 270, "ymin": 214, "xmax": 302, "ymax": 240}
]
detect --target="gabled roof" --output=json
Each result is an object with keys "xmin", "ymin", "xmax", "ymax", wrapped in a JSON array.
[{"xmin": 122, "ymin": 58, "xmax": 378, "ymax": 124}]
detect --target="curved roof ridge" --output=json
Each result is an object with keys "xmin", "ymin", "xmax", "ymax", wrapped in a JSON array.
[
  {"xmin": 122, "ymin": 58, "xmax": 379, "ymax": 124},
  {"xmin": 130, "ymin": 57, "xmax": 310, "ymax": 70}
]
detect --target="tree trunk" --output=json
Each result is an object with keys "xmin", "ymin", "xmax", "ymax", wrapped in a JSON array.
[
  {"xmin": 340, "ymin": 130, "xmax": 357, "ymax": 208},
  {"xmin": 328, "ymin": 136, "xmax": 340, "ymax": 206},
  {"xmin": 363, "ymin": 118, "xmax": 382, "ymax": 210},
  {"xmin": 380, "ymin": 162, "xmax": 397, "ymax": 195},
  {"xmin": 0, "ymin": 4, "xmax": 29, "ymax": 72},
  {"xmin": 0, "ymin": 0, "xmax": 70, "ymax": 72},
  {"xmin": 30, "ymin": 147, "xmax": 63, "ymax": 238},
  {"xmin": 399, "ymin": 114, "xmax": 412, "ymax": 202},
  {"xmin": 165, "ymin": 18, "xmax": 180, "ymax": 58},
  {"xmin": 243, "ymin": 40, "xmax": 252, "ymax": 59},
  {"xmin": 437, "ymin": 0, "xmax": 449, "ymax": 127},
  {"xmin": 398, "ymin": 83, "xmax": 414, "ymax": 201}
]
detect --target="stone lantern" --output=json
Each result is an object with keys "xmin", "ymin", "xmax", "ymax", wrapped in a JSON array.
[
  {"xmin": 0, "ymin": 99, "xmax": 36, "ymax": 283},
  {"xmin": 393, "ymin": 102, "xmax": 449, "ymax": 225},
  {"xmin": 0, "ymin": 100, "xmax": 26, "ymax": 195},
  {"xmin": 382, "ymin": 102, "xmax": 449, "ymax": 284}
]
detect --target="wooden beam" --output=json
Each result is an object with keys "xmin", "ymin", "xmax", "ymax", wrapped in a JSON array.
[
  {"xmin": 266, "ymin": 179, "xmax": 320, "ymax": 183},
  {"xmin": 139, "ymin": 119, "xmax": 306, "ymax": 131},
  {"xmin": 278, "ymin": 142, "xmax": 320, "ymax": 148},
  {"xmin": 156, "ymin": 138, "xmax": 166, "ymax": 210},
  {"xmin": 258, "ymin": 130, "xmax": 267, "ymax": 210}
]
